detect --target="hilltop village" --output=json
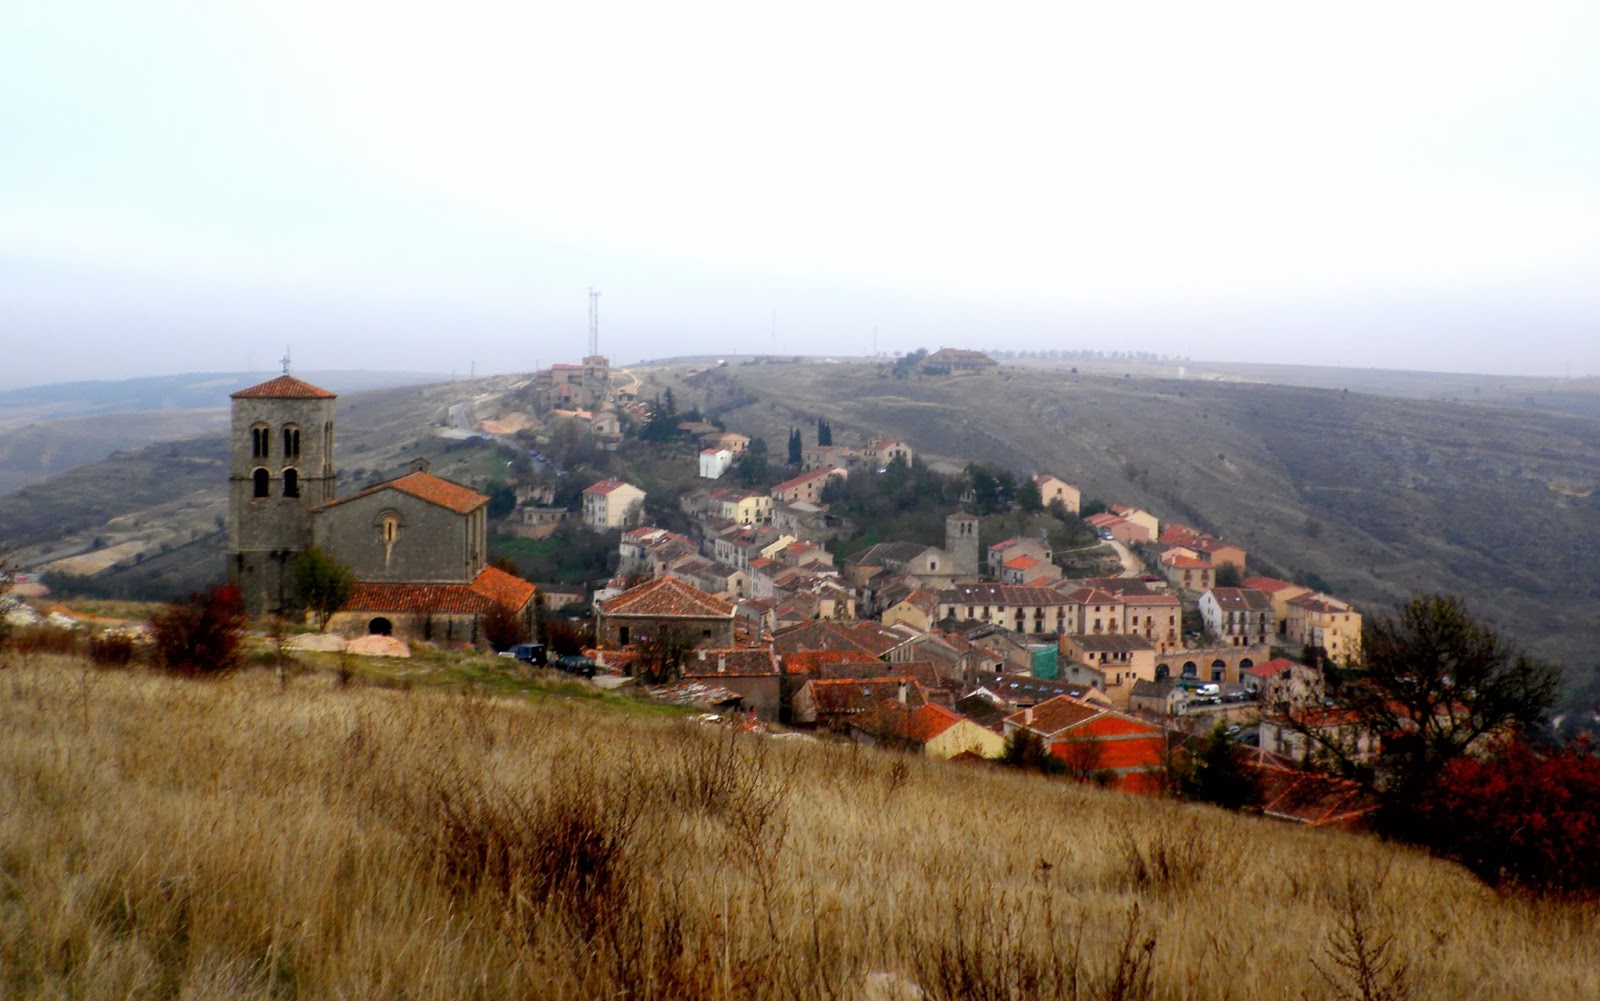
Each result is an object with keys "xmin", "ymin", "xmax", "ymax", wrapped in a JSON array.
[{"xmin": 213, "ymin": 352, "xmax": 1374, "ymax": 823}]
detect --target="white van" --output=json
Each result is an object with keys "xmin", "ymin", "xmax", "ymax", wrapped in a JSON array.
[{"xmin": 1195, "ymin": 683, "xmax": 1221, "ymax": 698}]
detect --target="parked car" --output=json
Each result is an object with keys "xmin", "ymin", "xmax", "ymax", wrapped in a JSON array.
[
  {"xmin": 553, "ymin": 654, "xmax": 597, "ymax": 678},
  {"xmin": 507, "ymin": 643, "xmax": 547, "ymax": 666}
]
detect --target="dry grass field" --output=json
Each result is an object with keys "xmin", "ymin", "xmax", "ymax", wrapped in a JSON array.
[{"xmin": 1, "ymin": 658, "xmax": 1595, "ymax": 1000}]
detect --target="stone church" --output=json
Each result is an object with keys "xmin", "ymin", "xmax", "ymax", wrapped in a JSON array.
[{"xmin": 226, "ymin": 372, "xmax": 536, "ymax": 642}]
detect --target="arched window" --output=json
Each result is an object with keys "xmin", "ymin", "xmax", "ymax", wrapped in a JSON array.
[
  {"xmin": 381, "ymin": 513, "xmax": 399, "ymax": 544},
  {"xmin": 251, "ymin": 423, "xmax": 270, "ymax": 459},
  {"xmin": 1155, "ymin": 664, "xmax": 1170, "ymax": 681},
  {"xmin": 282, "ymin": 424, "xmax": 301, "ymax": 459},
  {"xmin": 283, "ymin": 468, "xmax": 299, "ymax": 498},
  {"xmin": 252, "ymin": 468, "xmax": 270, "ymax": 497}
]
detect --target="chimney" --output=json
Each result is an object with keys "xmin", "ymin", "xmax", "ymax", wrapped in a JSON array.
[
  {"xmin": 1024, "ymin": 705, "xmax": 1034, "ymax": 726},
  {"xmin": 410, "ymin": 457, "xmax": 431, "ymax": 474},
  {"xmin": 718, "ymin": 656, "xmax": 726, "ymax": 674},
  {"xmin": 897, "ymin": 682, "xmax": 908, "ymax": 704},
  {"xmin": 698, "ymin": 649, "xmax": 707, "ymax": 662}
]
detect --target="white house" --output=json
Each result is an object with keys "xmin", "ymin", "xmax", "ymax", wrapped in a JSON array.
[{"xmin": 699, "ymin": 447, "xmax": 733, "ymax": 479}]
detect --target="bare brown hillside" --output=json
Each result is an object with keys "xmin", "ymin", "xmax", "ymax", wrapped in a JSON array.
[{"xmin": 683, "ymin": 362, "xmax": 1600, "ymax": 701}]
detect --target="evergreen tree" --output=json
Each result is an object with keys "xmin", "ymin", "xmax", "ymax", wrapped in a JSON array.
[
  {"xmin": 817, "ymin": 418, "xmax": 833, "ymax": 447},
  {"xmin": 293, "ymin": 546, "xmax": 356, "ymax": 632},
  {"xmin": 787, "ymin": 427, "xmax": 803, "ymax": 465}
]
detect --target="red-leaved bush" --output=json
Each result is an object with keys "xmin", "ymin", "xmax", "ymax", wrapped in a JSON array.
[
  {"xmin": 150, "ymin": 585, "xmax": 248, "ymax": 676},
  {"xmin": 1413, "ymin": 739, "xmax": 1600, "ymax": 897}
]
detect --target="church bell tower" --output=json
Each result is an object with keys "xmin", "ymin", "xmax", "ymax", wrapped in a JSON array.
[{"xmin": 226, "ymin": 360, "xmax": 338, "ymax": 617}]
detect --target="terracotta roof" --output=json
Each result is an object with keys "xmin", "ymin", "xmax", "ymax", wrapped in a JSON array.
[
  {"xmin": 319, "ymin": 471, "xmax": 489, "ymax": 515},
  {"xmin": 342, "ymin": 566, "xmax": 535, "ymax": 615},
  {"xmin": 1003, "ymin": 694, "xmax": 1105, "ymax": 736},
  {"xmin": 1251, "ymin": 760, "xmax": 1377, "ymax": 827},
  {"xmin": 1004, "ymin": 555, "xmax": 1040, "ymax": 570},
  {"xmin": 771, "ymin": 468, "xmax": 842, "ymax": 493},
  {"xmin": 772, "ymin": 621, "xmax": 883, "ymax": 657},
  {"xmin": 1241, "ymin": 576, "xmax": 1304, "ymax": 594},
  {"xmin": 779, "ymin": 649, "xmax": 883, "ymax": 676},
  {"xmin": 1063, "ymin": 633, "xmax": 1156, "ymax": 653},
  {"xmin": 858, "ymin": 701, "xmax": 965, "ymax": 743},
  {"xmin": 584, "ymin": 479, "xmax": 640, "ymax": 496},
  {"xmin": 682, "ymin": 647, "xmax": 780, "ymax": 677},
  {"xmin": 1162, "ymin": 554, "xmax": 1210, "ymax": 569},
  {"xmin": 1205, "ymin": 587, "xmax": 1273, "ymax": 612},
  {"xmin": 1288, "ymin": 593, "xmax": 1354, "ymax": 614},
  {"xmin": 939, "ymin": 583, "xmax": 1066, "ymax": 606},
  {"xmin": 1244, "ymin": 657, "xmax": 1299, "ymax": 678},
  {"xmin": 600, "ymin": 576, "xmax": 735, "ymax": 619},
  {"xmin": 1062, "ymin": 586, "xmax": 1124, "ymax": 605},
  {"xmin": 804, "ymin": 677, "xmax": 928, "ymax": 715},
  {"xmin": 231, "ymin": 375, "xmax": 336, "ymax": 399}
]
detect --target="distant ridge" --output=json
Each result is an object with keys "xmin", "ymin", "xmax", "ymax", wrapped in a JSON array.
[{"xmin": 0, "ymin": 371, "xmax": 452, "ymax": 420}]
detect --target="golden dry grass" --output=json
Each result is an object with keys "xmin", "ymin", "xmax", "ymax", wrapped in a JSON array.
[{"xmin": 0, "ymin": 657, "xmax": 1595, "ymax": 1000}]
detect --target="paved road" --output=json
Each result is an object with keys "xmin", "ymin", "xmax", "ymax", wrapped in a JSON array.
[{"xmin": 1107, "ymin": 538, "xmax": 1142, "ymax": 577}]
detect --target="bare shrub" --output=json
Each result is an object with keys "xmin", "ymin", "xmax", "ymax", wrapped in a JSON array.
[
  {"xmin": 915, "ymin": 890, "xmax": 1085, "ymax": 1001},
  {"xmin": 1313, "ymin": 868, "xmax": 1413, "ymax": 1001},
  {"xmin": 1115, "ymin": 822, "xmax": 1208, "ymax": 895},
  {"xmin": 12, "ymin": 623, "xmax": 81, "ymax": 660},
  {"xmin": 408, "ymin": 765, "xmax": 642, "ymax": 938},
  {"xmin": 87, "ymin": 630, "xmax": 137, "ymax": 667}
]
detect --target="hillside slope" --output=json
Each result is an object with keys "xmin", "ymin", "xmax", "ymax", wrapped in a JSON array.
[
  {"xmin": 2, "ymin": 660, "xmax": 1594, "ymax": 1000},
  {"xmin": 686, "ymin": 362, "xmax": 1600, "ymax": 700}
]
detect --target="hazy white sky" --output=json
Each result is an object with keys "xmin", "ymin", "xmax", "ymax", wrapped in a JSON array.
[{"xmin": 4, "ymin": 0, "xmax": 1599, "ymax": 386}]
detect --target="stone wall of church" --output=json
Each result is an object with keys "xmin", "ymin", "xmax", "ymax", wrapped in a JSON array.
[{"xmin": 312, "ymin": 488, "xmax": 485, "ymax": 584}]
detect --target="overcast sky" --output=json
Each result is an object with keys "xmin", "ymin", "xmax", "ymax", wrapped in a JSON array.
[{"xmin": 4, "ymin": 0, "xmax": 1599, "ymax": 387}]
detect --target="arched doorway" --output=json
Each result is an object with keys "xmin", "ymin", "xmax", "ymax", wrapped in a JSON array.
[
  {"xmin": 1181, "ymin": 661, "xmax": 1198, "ymax": 679},
  {"xmin": 368, "ymin": 617, "xmax": 393, "ymax": 636},
  {"xmin": 1155, "ymin": 663, "xmax": 1171, "ymax": 681},
  {"xmin": 1211, "ymin": 658, "xmax": 1226, "ymax": 681},
  {"xmin": 1239, "ymin": 658, "xmax": 1254, "ymax": 671}
]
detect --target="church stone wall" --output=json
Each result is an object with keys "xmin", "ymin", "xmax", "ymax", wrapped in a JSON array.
[{"xmin": 313, "ymin": 488, "xmax": 485, "ymax": 584}]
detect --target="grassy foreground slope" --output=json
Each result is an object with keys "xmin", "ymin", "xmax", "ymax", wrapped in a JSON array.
[{"xmin": 2, "ymin": 661, "xmax": 1594, "ymax": 1000}]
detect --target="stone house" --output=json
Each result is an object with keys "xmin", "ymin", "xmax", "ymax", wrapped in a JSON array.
[
  {"xmin": 937, "ymin": 583, "xmax": 1069, "ymax": 637},
  {"xmin": 680, "ymin": 647, "xmax": 782, "ymax": 721},
  {"xmin": 710, "ymin": 487, "xmax": 772, "ymax": 525},
  {"xmin": 1160, "ymin": 550, "xmax": 1214, "ymax": 593},
  {"xmin": 1241, "ymin": 576, "xmax": 1313, "ymax": 628},
  {"xmin": 987, "ymin": 536, "xmax": 1052, "ymax": 578},
  {"xmin": 851, "ymin": 701, "xmax": 1006, "ymax": 759},
  {"xmin": 582, "ymin": 479, "xmax": 647, "ymax": 531},
  {"xmin": 1002, "ymin": 696, "xmax": 1167, "ymax": 793},
  {"xmin": 1285, "ymin": 593, "xmax": 1363, "ymax": 665},
  {"xmin": 802, "ymin": 444, "xmax": 862, "ymax": 473},
  {"xmin": 771, "ymin": 467, "xmax": 845, "ymax": 505},
  {"xmin": 866, "ymin": 437, "xmax": 914, "ymax": 468},
  {"xmin": 1242, "ymin": 657, "xmax": 1324, "ymax": 708},
  {"xmin": 1058, "ymin": 633, "xmax": 1158, "ymax": 699},
  {"xmin": 1031, "ymin": 474, "xmax": 1080, "ymax": 514},
  {"xmin": 595, "ymin": 576, "xmax": 736, "ymax": 648},
  {"xmin": 1110, "ymin": 505, "xmax": 1160, "ymax": 540},
  {"xmin": 1199, "ymin": 587, "xmax": 1275, "ymax": 647}
]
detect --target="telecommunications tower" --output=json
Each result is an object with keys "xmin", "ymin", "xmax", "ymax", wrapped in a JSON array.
[{"xmin": 588, "ymin": 287, "xmax": 601, "ymax": 356}]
